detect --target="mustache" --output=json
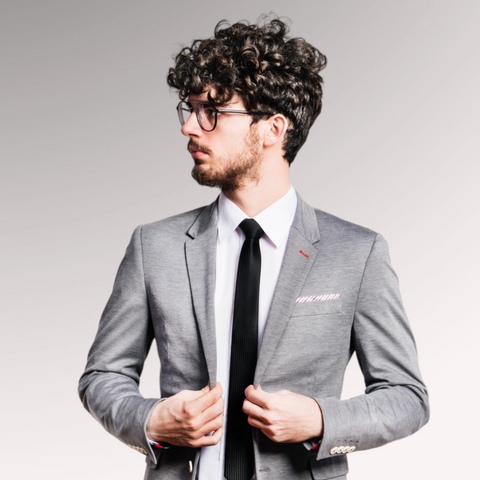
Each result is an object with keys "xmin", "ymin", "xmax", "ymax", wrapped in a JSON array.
[{"xmin": 188, "ymin": 139, "xmax": 213, "ymax": 156}]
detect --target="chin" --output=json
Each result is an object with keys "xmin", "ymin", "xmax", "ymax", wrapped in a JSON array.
[
  {"xmin": 192, "ymin": 167, "xmax": 244, "ymax": 191},
  {"xmin": 192, "ymin": 166, "xmax": 220, "ymax": 188}
]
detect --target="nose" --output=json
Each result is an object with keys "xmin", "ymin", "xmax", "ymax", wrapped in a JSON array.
[{"xmin": 181, "ymin": 110, "xmax": 203, "ymax": 137}]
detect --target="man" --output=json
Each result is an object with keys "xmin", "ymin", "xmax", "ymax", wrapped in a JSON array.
[{"xmin": 79, "ymin": 17, "xmax": 429, "ymax": 480}]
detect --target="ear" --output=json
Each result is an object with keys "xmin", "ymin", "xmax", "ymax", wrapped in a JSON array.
[{"xmin": 262, "ymin": 114, "xmax": 289, "ymax": 149}]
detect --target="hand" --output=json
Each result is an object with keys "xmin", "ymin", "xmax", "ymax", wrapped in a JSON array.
[
  {"xmin": 242, "ymin": 385, "xmax": 323, "ymax": 443},
  {"xmin": 146, "ymin": 382, "xmax": 224, "ymax": 447}
]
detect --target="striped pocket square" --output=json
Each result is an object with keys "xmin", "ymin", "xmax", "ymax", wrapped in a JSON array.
[{"xmin": 296, "ymin": 293, "xmax": 340, "ymax": 303}]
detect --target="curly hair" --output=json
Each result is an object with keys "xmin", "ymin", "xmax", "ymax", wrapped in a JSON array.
[{"xmin": 167, "ymin": 16, "xmax": 327, "ymax": 164}]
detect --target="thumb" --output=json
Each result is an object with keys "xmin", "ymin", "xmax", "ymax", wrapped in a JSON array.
[{"xmin": 180, "ymin": 384, "xmax": 211, "ymax": 403}]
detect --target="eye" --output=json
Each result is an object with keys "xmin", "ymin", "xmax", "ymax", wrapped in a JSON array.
[{"xmin": 202, "ymin": 104, "xmax": 216, "ymax": 118}]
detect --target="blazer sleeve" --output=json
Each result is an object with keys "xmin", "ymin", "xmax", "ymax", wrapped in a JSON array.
[
  {"xmin": 78, "ymin": 226, "xmax": 162, "ymax": 465},
  {"xmin": 313, "ymin": 233, "xmax": 430, "ymax": 460}
]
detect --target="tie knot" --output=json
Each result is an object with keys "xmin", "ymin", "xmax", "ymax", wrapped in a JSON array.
[{"xmin": 239, "ymin": 218, "xmax": 264, "ymax": 240}]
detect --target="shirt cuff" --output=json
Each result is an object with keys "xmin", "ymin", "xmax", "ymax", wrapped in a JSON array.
[
  {"xmin": 147, "ymin": 436, "xmax": 171, "ymax": 450},
  {"xmin": 311, "ymin": 439, "xmax": 322, "ymax": 451}
]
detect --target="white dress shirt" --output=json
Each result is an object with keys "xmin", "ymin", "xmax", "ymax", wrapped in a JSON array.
[{"xmin": 198, "ymin": 186, "xmax": 297, "ymax": 480}]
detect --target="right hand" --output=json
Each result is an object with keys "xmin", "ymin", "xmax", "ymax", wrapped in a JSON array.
[{"xmin": 146, "ymin": 382, "xmax": 224, "ymax": 447}]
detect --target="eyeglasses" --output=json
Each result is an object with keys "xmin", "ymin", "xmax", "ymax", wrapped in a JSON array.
[{"xmin": 176, "ymin": 101, "xmax": 271, "ymax": 132}]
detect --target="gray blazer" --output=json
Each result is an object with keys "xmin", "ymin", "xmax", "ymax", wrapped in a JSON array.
[{"xmin": 79, "ymin": 194, "xmax": 429, "ymax": 480}]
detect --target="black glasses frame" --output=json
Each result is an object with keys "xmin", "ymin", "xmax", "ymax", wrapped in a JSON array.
[{"xmin": 176, "ymin": 101, "xmax": 271, "ymax": 132}]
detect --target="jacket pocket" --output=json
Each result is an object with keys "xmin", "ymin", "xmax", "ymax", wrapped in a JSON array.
[
  {"xmin": 291, "ymin": 299, "xmax": 342, "ymax": 317},
  {"xmin": 310, "ymin": 455, "xmax": 348, "ymax": 479}
]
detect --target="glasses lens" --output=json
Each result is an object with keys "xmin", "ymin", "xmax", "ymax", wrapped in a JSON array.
[
  {"xmin": 197, "ymin": 103, "xmax": 216, "ymax": 131},
  {"xmin": 177, "ymin": 102, "xmax": 192, "ymax": 126}
]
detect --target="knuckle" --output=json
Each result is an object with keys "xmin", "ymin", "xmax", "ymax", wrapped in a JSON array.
[
  {"xmin": 200, "ymin": 433, "xmax": 212, "ymax": 445},
  {"xmin": 207, "ymin": 420, "xmax": 221, "ymax": 434},
  {"xmin": 187, "ymin": 430, "xmax": 200, "ymax": 441},
  {"xmin": 189, "ymin": 438, "xmax": 201, "ymax": 447},
  {"xmin": 268, "ymin": 426, "xmax": 278, "ymax": 437},
  {"xmin": 183, "ymin": 404, "xmax": 195, "ymax": 418},
  {"xmin": 263, "ymin": 412, "xmax": 274, "ymax": 425},
  {"xmin": 263, "ymin": 398, "xmax": 273, "ymax": 410},
  {"xmin": 266, "ymin": 428, "xmax": 280, "ymax": 442},
  {"xmin": 186, "ymin": 419, "xmax": 199, "ymax": 431}
]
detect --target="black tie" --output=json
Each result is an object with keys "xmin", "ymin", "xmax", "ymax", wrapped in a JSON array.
[{"xmin": 224, "ymin": 219, "xmax": 264, "ymax": 480}]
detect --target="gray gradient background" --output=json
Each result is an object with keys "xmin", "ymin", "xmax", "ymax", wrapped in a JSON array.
[{"xmin": 1, "ymin": 1, "xmax": 478, "ymax": 478}]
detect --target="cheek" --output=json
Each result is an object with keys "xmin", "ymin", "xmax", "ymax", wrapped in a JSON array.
[{"xmin": 214, "ymin": 141, "xmax": 240, "ymax": 163}]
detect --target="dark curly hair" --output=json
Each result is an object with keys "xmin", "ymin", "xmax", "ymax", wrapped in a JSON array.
[{"xmin": 167, "ymin": 16, "xmax": 327, "ymax": 164}]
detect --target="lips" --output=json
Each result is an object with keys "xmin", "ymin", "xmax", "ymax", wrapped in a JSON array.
[
  {"xmin": 188, "ymin": 141, "xmax": 211, "ymax": 159},
  {"xmin": 189, "ymin": 148, "xmax": 207, "ymax": 159}
]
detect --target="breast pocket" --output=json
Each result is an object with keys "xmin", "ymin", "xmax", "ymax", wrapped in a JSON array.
[{"xmin": 291, "ymin": 296, "xmax": 342, "ymax": 317}]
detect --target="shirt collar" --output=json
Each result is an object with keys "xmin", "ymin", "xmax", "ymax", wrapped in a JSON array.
[{"xmin": 217, "ymin": 186, "xmax": 297, "ymax": 247}]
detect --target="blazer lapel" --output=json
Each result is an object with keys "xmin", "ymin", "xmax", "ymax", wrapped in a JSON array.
[
  {"xmin": 255, "ymin": 195, "xmax": 321, "ymax": 386},
  {"xmin": 185, "ymin": 199, "xmax": 219, "ymax": 387}
]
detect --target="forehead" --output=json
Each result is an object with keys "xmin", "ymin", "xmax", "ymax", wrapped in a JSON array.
[
  {"xmin": 187, "ymin": 90, "xmax": 244, "ymax": 108},
  {"xmin": 187, "ymin": 91, "xmax": 209, "ymax": 104}
]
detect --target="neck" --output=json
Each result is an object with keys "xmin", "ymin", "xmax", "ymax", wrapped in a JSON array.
[{"xmin": 223, "ymin": 157, "xmax": 291, "ymax": 217}]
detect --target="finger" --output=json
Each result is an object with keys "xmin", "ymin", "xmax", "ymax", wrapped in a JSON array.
[
  {"xmin": 187, "ymin": 382, "xmax": 223, "ymax": 416},
  {"xmin": 244, "ymin": 384, "xmax": 269, "ymax": 407},
  {"xmin": 196, "ymin": 414, "xmax": 224, "ymax": 438},
  {"xmin": 242, "ymin": 399, "xmax": 267, "ymax": 421},
  {"xmin": 199, "ymin": 382, "xmax": 223, "ymax": 407},
  {"xmin": 210, "ymin": 426, "xmax": 223, "ymax": 443},
  {"xmin": 183, "ymin": 382, "xmax": 215, "ymax": 404},
  {"xmin": 178, "ymin": 401, "xmax": 223, "ymax": 439},
  {"xmin": 259, "ymin": 426, "xmax": 282, "ymax": 443},
  {"xmin": 194, "ymin": 427, "xmax": 223, "ymax": 447},
  {"xmin": 247, "ymin": 414, "xmax": 267, "ymax": 429},
  {"xmin": 196, "ymin": 395, "xmax": 224, "ymax": 427}
]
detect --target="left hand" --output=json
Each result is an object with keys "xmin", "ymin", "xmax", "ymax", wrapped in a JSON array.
[{"xmin": 242, "ymin": 385, "xmax": 324, "ymax": 443}]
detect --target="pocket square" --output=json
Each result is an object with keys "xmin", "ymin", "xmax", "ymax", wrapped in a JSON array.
[{"xmin": 296, "ymin": 293, "xmax": 340, "ymax": 303}]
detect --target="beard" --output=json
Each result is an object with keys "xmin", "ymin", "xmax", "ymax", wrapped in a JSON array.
[{"xmin": 190, "ymin": 128, "xmax": 262, "ymax": 192}]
